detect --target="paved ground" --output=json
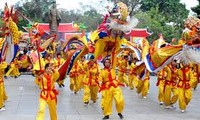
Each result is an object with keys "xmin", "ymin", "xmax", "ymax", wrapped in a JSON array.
[{"xmin": 0, "ymin": 75, "xmax": 200, "ymax": 120}]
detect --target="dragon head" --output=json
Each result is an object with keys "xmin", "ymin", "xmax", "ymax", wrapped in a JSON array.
[{"xmin": 110, "ymin": 2, "xmax": 129, "ymax": 22}]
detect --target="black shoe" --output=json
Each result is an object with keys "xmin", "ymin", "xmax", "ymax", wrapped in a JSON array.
[
  {"xmin": 118, "ymin": 113, "xmax": 124, "ymax": 119},
  {"xmin": 4, "ymin": 76, "xmax": 7, "ymax": 79},
  {"xmin": 74, "ymin": 91, "xmax": 77, "ymax": 94},
  {"xmin": 61, "ymin": 84, "xmax": 65, "ymax": 87},
  {"xmin": 14, "ymin": 76, "xmax": 18, "ymax": 78},
  {"xmin": 102, "ymin": 115, "xmax": 109, "ymax": 119},
  {"xmin": 194, "ymin": 87, "xmax": 197, "ymax": 91},
  {"xmin": 59, "ymin": 85, "xmax": 62, "ymax": 88},
  {"xmin": 84, "ymin": 102, "xmax": 89, "ymax": 105}
]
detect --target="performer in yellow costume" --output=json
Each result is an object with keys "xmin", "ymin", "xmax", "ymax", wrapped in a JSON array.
[
  {"xmin": 128, "ymin": 58, "xmax": 138, "ymax": 90},
  {"xmin": 163, "ymin": 62, "xmax": 178, "ymax": 109},
  {"xmin": 36, "ymin": 63, "xmax": 60, "ymax": 120},
  {"xmin": 118, "ymin": 54, "xmax": 129, "ymax": 87},
  {"xmin": 176, "ymin": 63, "xmax": 194, "ymax": 113},
  {"xmin": 156, "ymin": 68, "xmax": 166, "ymax": 105},
  {"xmin": 54, "ymin": 53, "xmax": 65, "ymax": 87},
  {"xmin": 77, "ymin": 56, "xmax": 87, "ymax": 90},
  {"xmin": 69, "ymin": 62, "xmax": 79, "ymax": 94},
  {"xmin": 99, "ymin": 58, "xmax": 124, "ymax": 119},
  {"xmin": 0, "ymin": 60, "xmax": 8, "ymax": 111},
  {"xmin": 136, "ymin": 70, "xmax": 150, "ymax": 99},
  {"xmin": 5, "ymin": 58, "xmax": 21, "ymax": 78},
  {"xmin": 82, "ymin": 55, "xmax": 100, "ymax": 104}
]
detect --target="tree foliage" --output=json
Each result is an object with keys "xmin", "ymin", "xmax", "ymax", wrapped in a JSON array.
[
  {"xmin": 140, "ymin": 0, "xmax": 189, "ymax": 25},
  {"xmin": 192, "ymin": 0, "xmax": 200, "ymax": 18},
  {"xmin": 135, "ymin": 7, "xmax": 180, "ymax": 43},
  {"xmin": 15, "ymin": 0, "xmax": 54, "ymax": 22}
]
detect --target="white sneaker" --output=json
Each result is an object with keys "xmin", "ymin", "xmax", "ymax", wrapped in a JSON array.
[
  {"xmin": 181, "ymin": 110, "xmax": 185, "ymax": 113},
  {"xmin": 0, "ymin": 108, "xmax": 5, "ymax": 111},
  {"xmin": 165, "ymin": 106, "xmax": 170, "ymax": 109},
  {"xmin": 159, "ymin": 102, "xmax": 164, "ymax": 105},
  {"xmin": 143, "ymin": 96, "xmax": 147, "ymax": 99}
]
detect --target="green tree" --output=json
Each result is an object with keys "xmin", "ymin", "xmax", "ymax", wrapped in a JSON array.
[
  {"xmin": 192, "ymin": 0, "xmax": 200, "ymax": 18},
  {"xmin": 15, "ymin": 0, "xmax": 54, "ymax": 22},
  {"xmin": 135, "ymin": 7, "xmax": 179, "ymax": 43},
  {"xmin": 140, "ymin": 0, "xmax": 189, "ymax": 24}
]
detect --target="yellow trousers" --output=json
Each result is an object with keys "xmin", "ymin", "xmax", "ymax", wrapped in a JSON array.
[
  {"xmin": 83, "ymin": 85, "xmax": 99, "ymax": 103},
  {"xmin": 137, "ymin": 80, "xmax": 150, "ymax": 97},
  {"xmin": 0, "ymin": 83, "xmax": 8, "ymax": 108},
  {"xmin": 36, "ymin": 98, "xmax": 57, "ymax": 120},
  {"xmin": 118, "ymin": 72, "xmax": 129, "ymax": 86},
  {"xmin": 70, "ymin": 77, "xmax": 78, "ymax": 93},
  {"xmin": 83, "ymin": 85, "xmax": 90, "ymax": 103},
  {"xmin": 101, "ymin": 91, "xmax": 105, "ymax": 109},
  {"xmin": 78, "ymin": 74, "xmax": 85, "ymax": 90},
  {"xmin": 103, "ymin": 86, "xmax": 124, "ymax": 116},
  {"xmin": 178, "ymin": 88, "xmax": 192, "ymax": 110},
  {"xmin": 164, "ymin": 85, "xmax": 178, "ymax": 106},
  {"xmin": 158, "ymin": 80, "xmax": 165, "ymax": 102},
  {"xmin": 5, "ymin": 67, "xmax": 20, "ymax": 77},
  {"xmin": 128, "ymin": 75, "xmax": 138, "ymax": 89}
]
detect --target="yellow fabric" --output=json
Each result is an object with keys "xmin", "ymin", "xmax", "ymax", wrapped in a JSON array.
[
  {"xmin": 164, "ymin": 86, "xmax": 179, "ymax": 106},
  {"xmin": 82, "ymin": 62, "xmax": 100, "ymax": 103},
  {"xmin": 69, "ymin": 63, "xmax": 79, "ymax": 92},
  {"xmin": 83, "ymin": 85, "xmax": 90, "ymax": 103},
  {"xmin": 0, "ymin": 62, "xmax": 8, "ymax": 108},
  {"xmin": 189, "ymin": 64, "xmax": 198, "ymax": 89},
  {"xmin": 91, "ymin": 30, "xmax": 126, "ymax": 67},
  {"xmin": 128, "ymin": 63, "xmax": 138, "ymax": 89},
  {"xmin": 99, "ymin": 67, "xmax": 124, "ymax": 116},
  {"xmin": 162, "ymin": 65, "xmax": 178, "ymax": 106},
  {"xmin": 77, "ymin": 60, "xmax": 87, "ymax": 89},
  {"xmin": 33, "ymin": 58, "xmax": 46, "ymax": 71},
  {"xmin": 36, "ymin": 97, "xmax": 57, "ymax": 120},
  {"xmin": 176, "ymin": 66, "xmax": 193, "ymax": 110},
  {"xmin": 0, "ymin": 38, "xmax": 5, "ymax": 49},
  {"xmin": 103, "ymin": 86, "xmax": 124, "ymax": 116},
  {"xmin": 39, "ymin": 71, "xmax": 59, "ymax": 99},
  {"xmin": 101, "ymin": 91, "xmax": 105, "ymax": 109},
  {"xmin": 69, "ymin": 77, "xmax": 78, "ymax": 92},
  {"xmin": 83, "ymin": 62, "xmax": 100, "ymax": 86},
  {"xmin": 157, "ymin": 69, "xmax": 166, "ymax": 102},
  {"xmin": 5, "ymin": 61, "xmax": 20, "ymax": 77},
  {"xmin": 178, "ymin": 88, "xmax": 192, "ymax": 110},
  {"xmin": 140, "ymin": 39, "xmax": 150, "ymax": 61},
  {"xmin": 151, "ymin": 45, "xmax": 182, "ymax": 68},
  {"xmin": 54, "ymin": 58, "xmax": 65, "ymax": 68},
  {"xmin": 118, "ymin": 59, "xmax": 129, "ymax": 86},
  {"xmin": 136, "ymin": 71, "xmax": 150, "ymax": 97}
]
